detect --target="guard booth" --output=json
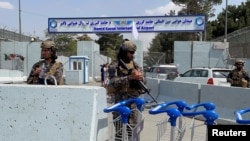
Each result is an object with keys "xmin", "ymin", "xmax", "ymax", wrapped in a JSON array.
[{"xmin": 65, "ymin": 56, "xmax": 89, "ymax": 85}]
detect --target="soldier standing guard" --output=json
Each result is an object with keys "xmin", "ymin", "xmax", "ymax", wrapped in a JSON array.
[
  {"xmin": 107, "ymin": 39, "xmax": 146, "ymax": 139},
  {"xmin": 227, "ymin": 59, "xmax": 250, "ymax": 88},
  {"xmin": 27, "ymin": 39, "xmax": 64, "ymax": 85}
]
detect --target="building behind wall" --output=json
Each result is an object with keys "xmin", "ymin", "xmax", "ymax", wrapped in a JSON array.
[
  {"xmin": 0, "ymin": 41, "xmax": 41, "ymax": 76},
  {"xmin": 77, "ymin": 41, "xmax": 99, "ymax": 81},
  {"xmin": 174, "ymin": 41, "xmax": 232, "ymax": 74},
  {"xmin": 0, "ymin": 40, "xmax": 151, "ymax": 83}
]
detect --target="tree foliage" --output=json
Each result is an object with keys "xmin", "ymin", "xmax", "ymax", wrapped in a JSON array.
[
  {"xmin": 95, "ymin": 33, "xmax": 124, "ymax": 61},
  {"xmin": 171, "ymin": 0, "xmax": 222, "ymax": 41},
  {"xmin": 53, "ymin": 34, "xmax": 77, "ymax": 56},
  {"xmin": 45, "ymin": 30, "xmax": 97, "ymax": 56},
  {"xmin": 149, "ymin": 33, "xmax": 173, "ymax": 52},
  {"xmin": 209, "ymin": 0, "xmax": 250, "ymax": 38},
  {"xmin": 77, "ymin": 34, "xmax": 93, "ymax": 41},
  {"xmin": 148, "ymin": 0, "xmax": 250, "ymax": 65},
  {"xmin": 95, "ymin": 33, "xmax": 124, "ymax": 51},
  {"xmin": 44, "ymin": 30, "xmax": 77, "ymax": 56},
  {"xmin": 173, "ymin": 0, "xmax": 222, "ymax": 17}
]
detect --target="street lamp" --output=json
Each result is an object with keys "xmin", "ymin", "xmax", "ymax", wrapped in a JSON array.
[
  {"xmin": 224, "ymin": 0, "xmax": 228, "ymax": 42},
  {"xmin": 19, "ymin": 0, "xmax": 22, "ymax": 41}
]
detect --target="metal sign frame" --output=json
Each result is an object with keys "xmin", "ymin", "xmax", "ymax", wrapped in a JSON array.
[{"xmin": 48, "ymin": 15, "xmax": 206, "ymax": 33}]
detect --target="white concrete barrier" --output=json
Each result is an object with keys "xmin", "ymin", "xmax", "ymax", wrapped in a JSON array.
[
  {"xmin": 0, "ymin": 69, "xmax": 26, "ymax": 84},
  {"xmin": 200, "ymin": 85, "xmax": 250, "ymax": 124},
  {"xmin": 144, "ymin": 78, "xmax": 160, "ymax": 102},
  {"xmin": 65, "ymin": 70, "xmax": 84, "ymax": 85},
  {"xmin": 145, "ymin": 78, "xmax": 200, "ymax": 104},
  {"xmin": 0, "ymin": 84, "xmax": 108, "ymax": 141},
  {"xmin": 158, "ymin": 80, "xmax": 200, "ymax": 105},
  {"xmin": 146, "ymin": 78, "xmax": 250, "ymax": 124}
]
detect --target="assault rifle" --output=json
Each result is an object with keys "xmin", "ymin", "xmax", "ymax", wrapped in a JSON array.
[{"xmin": 119, "ymin": 59, "xmax": 158, "ymax": 104}]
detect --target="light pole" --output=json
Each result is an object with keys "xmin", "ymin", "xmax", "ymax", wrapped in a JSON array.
[
  {"xmin": 224, "ymin": 0, "xmax": 228, "ymax": 42},
  {"xmin": 19, "ymin": 0, "xmax": 22, "ymax": 41}
]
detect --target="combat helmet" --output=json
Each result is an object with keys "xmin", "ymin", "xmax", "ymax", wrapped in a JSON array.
[
  {"xmin": 122, "ymin": 40, "xmax": 137, "ymax": 52},
  {"xmin": 234, "ymin": 58, "xmax": 244, "ymax": 65},
  {"xmin": 41, "ymin": 40, "xmax": 57, "ymax": 51}
]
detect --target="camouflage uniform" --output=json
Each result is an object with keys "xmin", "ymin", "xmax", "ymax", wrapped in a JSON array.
[
  {"xmin": 107, "ymin": 41, "xmax": 145, "ymax": 139},
  {"xmin": 27, "ymin": 60, "xmax": 64, "ymax": 85},
  {"xmin": 227, "ymin": 59, "xmax": 250, "ymax": 88},
  {"xmin": 27, "ymin": 40, "xmax": 64, "ymax": 85}
]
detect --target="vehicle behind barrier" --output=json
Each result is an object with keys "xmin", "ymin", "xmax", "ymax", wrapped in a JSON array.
[
  {"xmin": 174, "ymin": 67, "xmax": 232, "ymax": 86},
  {"xmin": 145, "ymin": 64, "xmax": 178, "ymax": 80}
]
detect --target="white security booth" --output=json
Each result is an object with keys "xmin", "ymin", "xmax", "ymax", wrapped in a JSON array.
[{"xmin": 65, "ymin": 56, "xmax": 89, "ymax": 85}]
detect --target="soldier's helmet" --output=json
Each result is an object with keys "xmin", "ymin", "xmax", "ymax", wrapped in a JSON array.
[
  {"xmin": 123, "ymin": 41, "xmax": 137, "ymax": 52},
  {"xmin": 41, "ymin": 40, "xmax": 57, "ymax": 51},
  {"xmin": 235, "ymin": 59, "xmax": 244, "ymax": 64}
]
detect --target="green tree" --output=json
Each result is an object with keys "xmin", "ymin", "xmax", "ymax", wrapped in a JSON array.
[
  {"xmin": 172, "ymin": 0, "xmax": 222, "ymax": 17},
  {"xmin": 95, "ymin": 33, "xmax": 123, "ymax": 51},
  {"xmin": 147, "ymin": 33, "xmax": 174, "ymax": 63},
  {"xmin": 76, "ymin": 34, "xmax": 93, "ymax": 41},
  {"xmin": 53, "ymin": 34, "xmax": 77, "ymax": 56},
  {"xmin": 172, "ymin": 0, "xmax": 222, "ymax": 41},
  {"xmin": 209, "ymin": 1, "xmax": 250, "ymax": 39},
  {"xmin": 44, "ymin": 29, "xmax": 77, "ymax": 56},
  {"xmin": 95, "ymin": 33, "xmax": 124, "ymax": 61}
]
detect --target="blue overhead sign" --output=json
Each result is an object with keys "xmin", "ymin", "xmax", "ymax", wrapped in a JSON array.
[{"xmin": 48, "ymin": 15, "xmax": 205, "ymax": 33}]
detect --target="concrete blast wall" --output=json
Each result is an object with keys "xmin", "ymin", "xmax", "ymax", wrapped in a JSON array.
[{"xmin": 0, "ymin": 84, "xmax": 108, "ymax": 141}]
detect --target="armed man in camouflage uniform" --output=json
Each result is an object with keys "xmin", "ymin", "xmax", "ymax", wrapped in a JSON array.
[
  {"xmin": 107, "ymin": 40, "xmax": 145, "ymax": 139},
  {"xmin": 227, "ymin": 59, "xmax": 250, "ymax": 88},
  {"xmin": 27, "ymin": 40, "xmax": 64, "ymax": 85}
]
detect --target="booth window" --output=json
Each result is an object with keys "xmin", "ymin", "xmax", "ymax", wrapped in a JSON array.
[
  {"xmin": 78, "ymin": 62, "xmax": 82, "ymax": 70},
  {"xmin": 73, "ymin": 61, "xmax": 82, "ymax": 70}
]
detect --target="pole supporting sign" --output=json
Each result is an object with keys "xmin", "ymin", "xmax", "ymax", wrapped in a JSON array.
[{"xmin": 48, "ymin": 15, "xmax": 205, "ymax": 33}]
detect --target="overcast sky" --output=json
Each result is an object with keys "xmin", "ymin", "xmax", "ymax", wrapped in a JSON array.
[{"xmin": 0, "ymin": 0, "xmax": 246, "ymax": 50}]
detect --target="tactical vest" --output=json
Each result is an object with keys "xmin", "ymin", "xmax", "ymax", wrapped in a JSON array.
[
  {"xmin": 106, "ymin": 60, "xmax": 141, "ymax": 95},
  {"xmin": 49, "ymin": 62, "xmax": 64, "ymax": 85},
  {"xmin": 39, "ymin": 61, "xmax": 64, "ymax": 85},
  {"xmin": 231, "ymin": 70, "xmax": 245, "ymax": 87},
  {"xmin": 118, "ymin": 61, "xmax": 135, "ymax": 76}
]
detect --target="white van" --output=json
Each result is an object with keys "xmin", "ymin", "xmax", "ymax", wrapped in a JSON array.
[{"xmin": 145, "ymin": 64, "xmax": 178, "ymax": 80}]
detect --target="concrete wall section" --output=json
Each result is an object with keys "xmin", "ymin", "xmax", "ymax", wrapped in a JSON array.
[
  {"xmin": 143, "ymin": 78, "xmax": 160, "ymax": 102},
  {"xmin": 0, "ymin": 84, "xmax": 108, "ymax": 141},
  {"xmin": 57, "ymin": 55, "xmax": 69, "ymax": 73},
  {"xmin": 0, "ymin": 69, "xmax": 26, "ymax": 83},
  {"xmin": 158, "ymin": 80, "xmax": 200, "ymax": 105},
  {"xmin": 200, "ymin": 85, "xmax": 250, "ymax": 124},
  {"xmin": 174, "ymin": 41, "xmax": 231, "ymax": 74},
  {"xmin": 65, "ymin": 70, "xmax": 83, "ymax": 85},
  {"xmin": 0, "ymin": 41, "xmax": 50, "ymax": 77},
  {"xmin": 146, "ymin": 78, "xmax": 250, "ymax": 124},
  {"xmin": 192, "ymin": 41, "xmax": 212, "ymax": 68},
  {"xmin": 77, "ymin": 41, "xmax": 93, "ymax": 80},
  {"xmin": 174, "ymin": 41, "xmax": 192, "ymax": 74}
]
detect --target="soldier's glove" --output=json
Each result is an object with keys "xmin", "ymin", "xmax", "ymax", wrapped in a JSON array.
[
  {"xmin": 129, "ymin": 69, "xmax": 143, "ymax": 81},
  {"xmin": 242, "ymin": 79, "xmax": 248, "ymax": 88},
  {"xmin": 34, "ymin": 67, "xmax": 42, "ymax": 76}
]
